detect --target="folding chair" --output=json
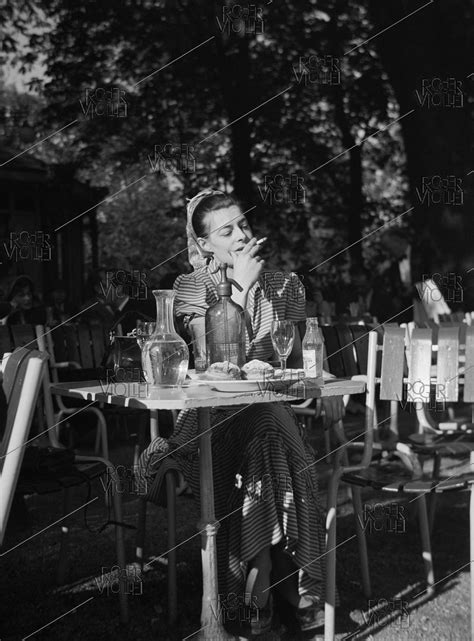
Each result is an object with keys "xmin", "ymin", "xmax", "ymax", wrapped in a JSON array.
[
  {"xmin": 0, "ymin": 348, "xmax": 47, "ymax": 542},
  {"xmin": 324, "ymin": 330, "xmax": 432, "ymax": 640},
  {"xmin": 35, "ymin": 323, "xmax": 109, "ymax": 458},
  {"xmin": 0, "ymin": 347, "xmax": 129, "ymax": 623},
  {"xmin": 0, "ymin": 325, "xmax": 13, "ymax": 356},
  {"xmin": 325, "ymin": 327, "xmax": 474, "ymax": 639}
]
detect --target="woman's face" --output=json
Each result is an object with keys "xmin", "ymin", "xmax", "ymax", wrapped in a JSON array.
[
  {"xmin": 198, "ymin": 205, "xmax": 254, "ymax": 267},
  {"xmin": 12, "ymin": 286, "xmax": 33, "ymax": 310}
]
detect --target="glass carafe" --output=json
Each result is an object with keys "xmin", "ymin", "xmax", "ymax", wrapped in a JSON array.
[{"xmin": 141, "ymin": 290, "xmax": 189, "ymax": 387}]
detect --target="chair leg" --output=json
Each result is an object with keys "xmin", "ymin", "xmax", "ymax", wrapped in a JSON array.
[
  {"xmin": 57, "ymin": 487, "xmax": 73, "ymax": 584},
  {"xmin": 166, "ymin": 472, "xmax": 178, "ymax": 627},
  {"xmin": 94, "ymin": 425, "xmax": 101, "ymax": 457},
  {"xmin": 109, "ymin": 471, "xmax": 129, "ymax": 623},
  {"xmin": 324, "ymin": 428, "xmax": 332, "ymax": 463},
  {"xmin": 324, "ymin": 471, "xmax": 341, "ymax": 641},
  {"xmin": 135, "ymin": 421, "xmax": 149, "ymax": 567},
  {"xmin": 428, "ymin": 454, "xmax": 441, "ymax": 534},
  {"xmin": 133, "ymin": 421, "xmax": 148, "ymax": 470},
  {"xmin": 470, "ymin": 482, "xmax": 474, "ymax": 640},
  {"xmin": 417, "ymin": 494, "xmax": 435, "ymax": 596},
  {"xmin": 350, "ymin": 486, "xmax": 371, "ymax": 597},
  {"xmin": 135, "ymin": 498, "xmax": 147, "ymax": 567},
  {"xmin": 389, "ymin": 400, "xmax": 399, "ymax": 438},
  {"xmin": 89, "ymin": 408, "xmax": 109, "ymax": 460}
]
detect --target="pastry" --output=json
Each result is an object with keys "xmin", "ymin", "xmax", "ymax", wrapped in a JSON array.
[
  {"xmin": 203, "ymin": 361, "xmax": 242, "ymax": 380},
  {"xmin": 241, "ymin": 359, "xmax": 275, "ymax": 380}
]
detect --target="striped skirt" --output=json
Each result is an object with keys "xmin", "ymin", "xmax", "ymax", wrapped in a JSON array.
[{"xmin": 138, "ymin": 402, "xmax": 328, "ymax": 601}]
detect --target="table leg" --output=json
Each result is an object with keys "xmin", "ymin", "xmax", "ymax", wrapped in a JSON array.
[
  {"xmin": 197, "ymin": 407, "xmax": 233, "ymax": 641},
  {"xmin": 150, "ymin": 409, "xmax": 159, "ymax": 440}
]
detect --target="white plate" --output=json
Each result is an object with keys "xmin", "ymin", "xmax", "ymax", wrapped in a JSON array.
[
  {"xmin": 210, "ymin": 380, "xmax": 265, "ymax": 392},
  {"xmin": 185, "ymin": 377, "xmax": 263, "ymax": 391},
  {"xmin": 185, "ymin": 368, "xmax": 314, "ymax": 393}
]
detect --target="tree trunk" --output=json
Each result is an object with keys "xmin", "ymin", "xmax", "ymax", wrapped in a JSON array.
[
  {"xmin": 327, "ymin": 3, "xmax": 364, "ymax": 269},
  {"xmin": 213, "ymin": 21, "xmax": 253, "ymax": 209},
  {"xmin": 332, "ymin": 85, "xmax": 364, "ymax": 268}
]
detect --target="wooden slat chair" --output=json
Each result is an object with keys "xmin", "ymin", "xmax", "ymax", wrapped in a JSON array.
[
  {"xmin": 324, "ymin": 327, "xmax": 474, "ymax": 639},
  {"xmin": 291, "ymin": 323, "xmax": 372, "ymax": 463},
  {"xmin": 0, "ymin": 348, "xmax": 47, "ymax": 543},
  {"xmin": 9, "ymin": 324, "xmax": 52, "ymax": 440},
  {"xmin": 404, "ymin": 327, "xmax": 474, "ymax": 530},
  {"xmin": 290, "ymin": 324, "xmax": 339, "ymax": 461},
  {"xmin": 0, "ymin": 347, "xmax": 130, "ymax": 623},
  {"xmin": 90, "ymin": 322, "xmax": 108, "ymax": 368},
  {"xmin": 10, "ymin": 324, "xmax": 38, "ymax": 350},
  {"xmin": 35, "ymin": 324, "xmax": 109, "ymax": 458},
  {"xmin": 0, "ymin": 325, "xmax": 13, "ymax": 357},
  {"xmin": 406, "ymin": 326, "xmax": 474, "ymax": 437},
  {"xmin": 321, "ymin": 325, "xmax": 346, "ymax": 378},
  {"xmin": 324, "ymin": 329, "xmax": 434, "ymax": 641}
]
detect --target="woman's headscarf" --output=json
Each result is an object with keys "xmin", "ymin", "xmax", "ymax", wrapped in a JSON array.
[
  {"xmin": 186, "ymin": 188, "xmax": 224, "ymax": 270},
  {"xmin": 4, "ymin": 274, "xmax": 35, "ymax": 301}
]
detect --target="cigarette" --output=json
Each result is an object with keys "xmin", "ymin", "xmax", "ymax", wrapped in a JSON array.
[{"xmin": 256, "ymin": 237, "xmax": 267, "ymax": 245}]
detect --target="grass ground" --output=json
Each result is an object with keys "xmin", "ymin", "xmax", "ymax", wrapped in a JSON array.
[{"xmin": 0, "ymin": 404, "xmax": 471, "ymax": 641}]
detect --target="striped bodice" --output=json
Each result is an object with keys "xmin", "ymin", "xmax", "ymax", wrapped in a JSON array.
[{"xmin": 173, "ymin": 258, "xmax": 306, "ymax": 360}]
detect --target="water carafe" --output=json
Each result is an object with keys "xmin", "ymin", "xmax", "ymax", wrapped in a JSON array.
[{"xmin": 142, "ymin": 290, "xmax": 189, "ymax": 387}]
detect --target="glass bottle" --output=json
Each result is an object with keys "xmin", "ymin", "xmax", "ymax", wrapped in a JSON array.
[
  {"xmin": 206, "ymin": 264, "xmax": 246, "ymax": 367},
  {"xmin": 302, "ymin": 317, "xmax": 324, "ymax": 378},
  {"xmin": 141, "ymin": 290, "xmax": 189, "ymax": 387}
]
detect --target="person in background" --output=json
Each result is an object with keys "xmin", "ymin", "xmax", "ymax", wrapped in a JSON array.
[
  {"xmin": 44, "ymin": 279, "xmax": 77, "ymax": 326},
  {"xmin": 352, "ymin": 268, "xmax": 373, "ymax": 316},
  {"xmin": 298, "ymin": 270, "xmax": 333, "ymax": 320},
  {"xmin": 80, "ymin": 268, "xmax": 125, "ymax": 331},
  {"xmin": 370, "ymin": 228, "xmax": 414, "ymax": 324},
  {"xmin": 1, "ymin": 275, "xmax": 46, "ymax": 325},
  {"xmin": 334, "ymin": 268, "xmax": 373, "ymax": 318}
]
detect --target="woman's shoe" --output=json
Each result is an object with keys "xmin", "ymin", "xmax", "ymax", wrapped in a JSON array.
[
  {"xmin": 250, "ymin": 593, "xmax": 273, "ymax": 636},
  {"xmin": 295, "ymin": 595, "xmax": 325, "ymax": 632}
]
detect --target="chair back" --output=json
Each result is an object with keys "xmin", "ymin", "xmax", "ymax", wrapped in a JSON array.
[
  {"xmin": 376, "ymin": 325, "xmax": 474, "ymax": 405},
  {"xmin": 10, "ymin": 325, "xmax": 38, "ymax": 350},
  {"xmin": 0, "ymin": 348, "xmax": 47, "ymax": 544},
  {"xmin": 321, "ymin": 324, "xmax": 371, "ymax": 378},
  {"xmin": 38, "ymin": 322, "xmax": 108, "ymax": 382},
  {"xmin": 0, "ymin": 326, "xmax": 13, "ymax": 357}
]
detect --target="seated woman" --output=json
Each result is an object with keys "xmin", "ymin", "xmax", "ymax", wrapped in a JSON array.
[{"xmin": 138, "ymin": 189, "xmax": 343, "ymax": 635}]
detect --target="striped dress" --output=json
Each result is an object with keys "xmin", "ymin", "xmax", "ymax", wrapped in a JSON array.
[{"xmin": 138, "ymin": 257, "xmax": 328, "ymax": 602}]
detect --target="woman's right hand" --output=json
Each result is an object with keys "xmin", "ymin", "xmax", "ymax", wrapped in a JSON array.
[{"xmin": 230, "ymin": 238, "xmax": 265, "ymax": 292}]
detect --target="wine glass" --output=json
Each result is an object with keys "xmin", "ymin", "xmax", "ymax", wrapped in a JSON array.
[
  {"xmin": 136, "ymin": 321, "xmax": 156, "ymax": 349},
  {"xmin": 270, "ymin": 320, "xmax": 295, "ymax": 375}
]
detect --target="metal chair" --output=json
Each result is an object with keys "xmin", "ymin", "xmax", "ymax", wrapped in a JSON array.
[
  {"xmin": 0, "ymin": 346, "xmax": 130, "ymax": 623},
  {"xmin": 35, "ymin": 323, "xmax": 110, "ymax": 458},
  {"xmin": 0, "ymin": 347, "xmax": 47, "ymax": 543},
  {"xmin": 324, "ymin": 326, "xmax": 474, "ymax": 639}
]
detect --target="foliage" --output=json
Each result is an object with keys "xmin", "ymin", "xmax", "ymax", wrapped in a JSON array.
[{"xmin": 0, "ymin": 0, "xmax": 411, "ymax": 290}]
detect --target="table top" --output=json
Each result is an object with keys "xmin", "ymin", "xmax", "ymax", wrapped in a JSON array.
[{"xmin": 51, "ymin": 377, "xmax": 366, "ymax": 410}]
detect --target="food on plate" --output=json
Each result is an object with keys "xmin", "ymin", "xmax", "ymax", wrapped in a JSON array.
[
  {"xmin": 241, "ymin": 359, "xmax": 275, "ymax": 380},
  {"xmin": 203, "ymin": 361, "xmax": 242, "ymax": 380}
]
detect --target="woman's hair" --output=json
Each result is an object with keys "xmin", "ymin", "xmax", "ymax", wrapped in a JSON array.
[
  {"xmin": 8, "ymin": 275, "xmax": 34, "ymax": 301},
  {"xmin": 191, "ymin": 192, "xmax": 241, "ymax": 238}
]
